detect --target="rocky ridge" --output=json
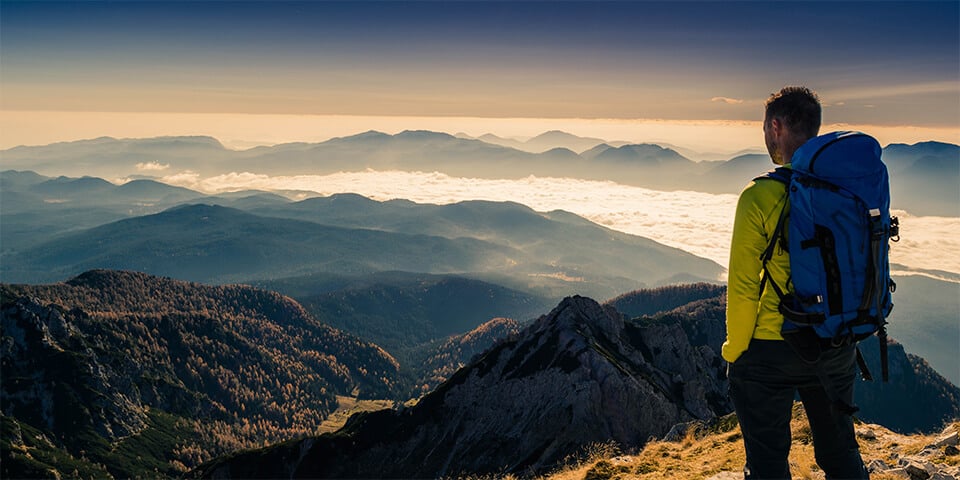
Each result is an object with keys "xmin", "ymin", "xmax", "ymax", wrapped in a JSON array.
[{"xmin": 191, "ymin": 295, "xmax": 733, "ymax": 478}]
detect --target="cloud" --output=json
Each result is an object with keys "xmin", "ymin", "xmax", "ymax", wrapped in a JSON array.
[
  {"xmin": 160, "ymin": 170, "xmax": 201, "ymax": 188},
  {"xmin": 826, "ymin": 81, "xmax": 959, "ymax": 102},
  {"xmin": 711, "ymin": 96, "xmax": 744, "ymax": 105},
  {"xmin": 157, "ymin": 170, "xmax": 960, "ymax": 279},
  {"xmin": 136, "ymin": 161, "xmax": 170, "ymax": 171}
]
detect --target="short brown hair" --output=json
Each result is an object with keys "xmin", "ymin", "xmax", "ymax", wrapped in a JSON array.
[{"xmin": 765, "ymin": 86, "xmax": 821, "ymax": 140}]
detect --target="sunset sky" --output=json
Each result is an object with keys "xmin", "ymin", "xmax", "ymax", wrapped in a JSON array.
[{"xmin": 1, "ymin": 1, "xmax": 958, "ymax": 150}]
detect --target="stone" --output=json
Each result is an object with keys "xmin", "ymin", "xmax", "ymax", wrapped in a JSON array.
[
  {"xmin": 945, "ymin": 445, "xmax": 959, "ymax": 456},
  {"xmin": 885, "ymin": 468, "xmax": 913, "ymax": 479},
  {"xmin": 867, "ymin": 458, "xmax": 890, "ymax": 472},
  {"xmin": 859, "ymin": 428, "xmax": 877, "ymax": 440},
  {"xmin": 705, "ymin": 472, "xmax": 744, "ymax": 480},
  {"xmin": 934, "ymin": 432, "xmax": 960, "ymax": 448},
  {"xmin": 906, "ymin": 461, "xmax": 932, "ymax": 480}
]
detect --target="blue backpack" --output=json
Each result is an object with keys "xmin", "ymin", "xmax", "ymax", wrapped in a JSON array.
[{"xmin": 758, "ymin": 131, "xmax": 899, "ymax": 392}]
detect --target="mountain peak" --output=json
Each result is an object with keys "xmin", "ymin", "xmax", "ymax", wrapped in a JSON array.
[
  {"xmin": 193, "ymin": 295, "xmax": 731, "ymax": 478},
  {"xmin": 533, "ymin": 294, "xmax": 623, "ymax": 341},
  {"xmin": 396, "ymin": 130, "xmax": 457, "ymax": 141},
  {"xmin": 529, "ymin": 130, "xmax": 583, "ymax": 141}
]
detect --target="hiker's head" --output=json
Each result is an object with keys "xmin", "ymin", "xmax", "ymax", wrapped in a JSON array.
[{"xmin": 763, "ymin": 86, "xmax": 821, "ymax": 165}]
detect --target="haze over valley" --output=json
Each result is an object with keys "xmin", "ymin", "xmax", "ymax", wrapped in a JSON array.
[{"xmin": 2, "ymin": 131, "xmax": 958, "ymax": 390}]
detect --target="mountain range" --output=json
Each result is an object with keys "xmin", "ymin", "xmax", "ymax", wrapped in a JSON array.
[
  {"xmin": 3, "ymin": 272, "xmax": 957, "ymax": 479},
  {"xmin": 189, "ymin": 290, "xmax": 958, "ymax": 479},
  {"xmin": 2, "ymin": 168, "xmax": 957, "ymax": 385},
  {"xmin": 1, "ymin": 131, "xmax": 957, "ymax": 478},
  {"xmin": 1, "ymin": 180, "xmax": 724, "ymax": 299},
  {"xmin": 2, "ymin": 131, "xmax": 956, "ymax": 215}
]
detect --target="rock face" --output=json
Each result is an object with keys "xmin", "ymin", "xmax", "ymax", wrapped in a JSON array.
[
  {"xmin": 1, "ymin": 297, "xmax": 148, "ymax": 443},
  {"xmin": 193, "ymin": 295, "xmax": 733, "ymax": 478}
]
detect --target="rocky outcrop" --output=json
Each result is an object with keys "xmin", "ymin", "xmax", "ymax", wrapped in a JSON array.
[
  {"xmin": 862, "ymin": 422, "xmax": 960, "ymax": 479},
  {"xmin": 1, "ymin": 297, "xmax": 148, "ymax": 443},
  {"xmin": 193, "ymin": 295, "xmax": 733, "ymax": 478}
]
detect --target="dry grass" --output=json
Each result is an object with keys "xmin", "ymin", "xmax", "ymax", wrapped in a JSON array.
[
  {"xmin": 316, "ymin": 395, "xmax": 393, "ymax": 434},
  {"xmin": 538, "ymin": 408, "xmax": 959, "ymax": 480}
]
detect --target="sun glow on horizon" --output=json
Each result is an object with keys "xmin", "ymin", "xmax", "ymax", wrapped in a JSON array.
[{"xmin": 2, "ymin": 110, "xmax": 958, "ymax": 155}]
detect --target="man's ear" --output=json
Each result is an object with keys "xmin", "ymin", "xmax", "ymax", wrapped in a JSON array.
[{"xmin": 768, "ymin": 117, "xmax": 783, "ymax": 138}]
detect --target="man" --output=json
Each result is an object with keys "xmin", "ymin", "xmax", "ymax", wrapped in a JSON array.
[{"xmin": 723, "ymin": 86, "xmax": 869, "ymax": 479}]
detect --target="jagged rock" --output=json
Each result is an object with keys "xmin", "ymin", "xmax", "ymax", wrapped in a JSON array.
[
  {"xmin": 933, "ymin": 431, "xmax": 959, "ymax": 448},
  {"xmin": 1, "ymin": 297, "xmax": 148, "ymax": 442},
  {"xmin": 906, "ymin": 461, "xmax": 933, "ymax": 479},
  {"xmin": 191, "ymin": 295, "xmax": 734, "ymax": 478},
  {"xmin": 861, "ymin": 423, "xmax": 960, "ymax": 480},
  {"xmin": 868, "ymin": 458, "xmax": 891, "ymax": 472},
  {"xmin": 931, "ymin": 472, "xmax": 958, "ymax": 480}
]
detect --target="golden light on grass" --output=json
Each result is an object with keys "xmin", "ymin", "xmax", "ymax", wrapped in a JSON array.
[{"xmin": 536, "ymin": 404, "xmax": 959, "ymax": 480}]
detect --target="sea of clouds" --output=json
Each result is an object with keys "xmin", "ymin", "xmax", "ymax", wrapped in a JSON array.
[{"xmin": 161, "ymin": 169, "xmax": 960, "ymax": 282}]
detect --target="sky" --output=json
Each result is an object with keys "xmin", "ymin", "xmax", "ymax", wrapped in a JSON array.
[{"xmin": 1, "ymin": 1, "xmax": 958, "ymax": 151}]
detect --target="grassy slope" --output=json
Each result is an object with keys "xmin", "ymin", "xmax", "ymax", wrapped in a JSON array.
[{"xmin": 539, "ymin": 406, "xmax": 959, "ymax": 480}]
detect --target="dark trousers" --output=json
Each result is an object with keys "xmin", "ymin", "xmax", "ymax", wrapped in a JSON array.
[{"xmin": 728, "ymin": 339, "xmax": 869, "ymax": 480}]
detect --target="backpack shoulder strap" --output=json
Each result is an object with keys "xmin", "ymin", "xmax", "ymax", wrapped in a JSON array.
[
  {"xmin": 754, "ymin": 166, "xmax": 792, "ymax": 185},
  {"xmin": 756, "ymin": 166, "xmax": 792, "ymax": 301}
]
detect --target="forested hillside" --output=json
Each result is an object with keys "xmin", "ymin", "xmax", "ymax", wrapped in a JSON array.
[{"xmin": 1, "ymin": 270, "xmax": 399, "ymax": 477}]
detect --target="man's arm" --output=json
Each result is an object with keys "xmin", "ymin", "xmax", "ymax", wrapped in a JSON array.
[{"xmin": 722, "ymin": 182, "xmax": 772, "ymax": 363}]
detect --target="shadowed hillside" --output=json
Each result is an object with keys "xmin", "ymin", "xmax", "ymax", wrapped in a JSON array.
[{"xmin": 1, "ymin": 270, "xmax": 399, "ymax": 478}]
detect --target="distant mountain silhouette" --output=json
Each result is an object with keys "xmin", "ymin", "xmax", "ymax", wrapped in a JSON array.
[
  {"xmin": 591, "ymin": 143, "xmax": 692, "ymax": 167},
  {"xmin": 524, "ymin": 130, "xmax": 611, "ymax": 153},
  {"xmin": 882, "ymin": 141, "xmax": 960, "ymax": 216},
  {"xmin": 1, "ymin": 191, "xmax": 724, "ymax": 297},
  {"xmin": 247, "ymin": 195, "xmax": 724, "ymax": 298},
  {"xmin": 0, "ymin": 136, "xmax": 230, "ymax": 178},
  {"xmin": 0, "ymin": 171, "xmax": 252, "ymax": 253},
  {"xmin": 698, "ymin": 153, "xmax": 773, "ymax": 193},
  {"xmin": 3, "ymin": 134, "xmax": 954, "ymax": 215},
  {"xmin": 0, "ymin": 204, "xmax": 525, "ymax": 285}
]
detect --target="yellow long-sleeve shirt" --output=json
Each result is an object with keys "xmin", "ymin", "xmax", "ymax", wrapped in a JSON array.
[{"xmin": 722, "ymin": 168, "xmax": 792, "ymax": 363}]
